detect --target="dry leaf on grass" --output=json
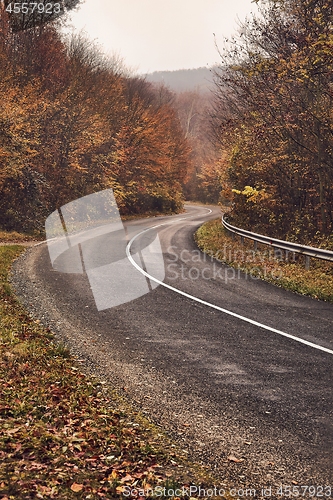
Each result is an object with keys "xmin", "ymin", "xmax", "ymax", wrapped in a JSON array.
[
  {"xmin": 6, "ymin": 426, "xmax": 21, "ymax": 435},
  {"xmin": 120, "ymin": 474, "xmax": 134, "ymax": 484},
  {"xmin": 227, "ymin": 455, "xmax": 244, "ymax": 463},
  {"xmin": 70, "ymin": 483, "xmax": 84, "ymax": 492}
]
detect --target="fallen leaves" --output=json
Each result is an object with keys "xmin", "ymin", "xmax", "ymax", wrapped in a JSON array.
[
  {"xmin": 70, "ymin": 483, "xmax": 84, "ymax": 492},
  {"xmin": 5, "ymin": 426, "xmax": 21, "ymax": 435},
  {"xmin": 119, "ymin": 474, "xmax": 134, "ymax": 484},
  {"xmin": 1, "ymin": 249, "xmax": 175, "ymax": 497},
  {"xmin": 0, "ymin": 246, "xmax": 221, "ymax": 498}
]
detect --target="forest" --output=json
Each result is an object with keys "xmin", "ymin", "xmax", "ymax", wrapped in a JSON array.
[
  {"xmin": 0, "ymin": 0, "xmax": 332, "ymax": 246},
  {"xmin": 212, "ymin": 0, "xmax": 333, "ymax": 243},
  {"xmin": 0, "ymin": 1, "xmax": 191, "ymax": 232}
]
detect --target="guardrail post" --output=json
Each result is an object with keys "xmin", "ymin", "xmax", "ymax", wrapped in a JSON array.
[
  {"xmin": 240, "ymin": 236, "xmax": 244, "ymax": 245},
  {"xmin": 274, "ymin": 247, "xmax": 283, "ymax": 261},
  {"xmin": 254, "ymin": 240, "xmax": 258, "ymax": 251},
  {"xmin": 285, "ymin": 250, "xmax": 296, "ymax": 262},
  {"xmin": 305, "ymin": 255, "xmax": 310, "ymax": 270}
]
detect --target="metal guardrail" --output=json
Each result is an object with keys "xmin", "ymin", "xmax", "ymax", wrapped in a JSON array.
[{"xmin": 222, "ymin": 215, "xmax": 333, "ymax": 268}]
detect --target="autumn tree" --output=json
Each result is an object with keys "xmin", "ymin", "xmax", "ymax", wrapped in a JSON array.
[
  {"xmin": 0, "ymin": 15, "xmax": 190, "ymax": 230},
  {"xmin": 212, "ymin": 0, "xmax": 333, "ymax": 240},
  {"xmin": 174, "ymin": 90, "xmax": 222, "ymax": 203},
  {"xmin": 111, "ymin": 79, "xmax": 189, "ymax": 213}
]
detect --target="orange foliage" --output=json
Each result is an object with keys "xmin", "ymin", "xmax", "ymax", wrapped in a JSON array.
[{"xmin": 0, "ymin": 23, "xmax": 190, "ymax": 230}]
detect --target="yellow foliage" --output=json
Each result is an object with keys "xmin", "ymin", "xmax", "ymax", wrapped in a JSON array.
[{"xmin": 232, "ymin": 185, "xmax": 268, "ymax": 203}]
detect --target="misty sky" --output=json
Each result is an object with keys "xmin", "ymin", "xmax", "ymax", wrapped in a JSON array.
[{"xmin": 67, "ymin": 0, "xmax": 258, "ymax": 74}]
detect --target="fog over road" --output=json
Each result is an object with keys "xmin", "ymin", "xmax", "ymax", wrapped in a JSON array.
[{"xmin": 12, "ymin": 205, "xmax": 333, "ymax": 488}]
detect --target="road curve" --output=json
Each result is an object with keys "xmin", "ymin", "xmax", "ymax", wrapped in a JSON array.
[{"xmin": 11, "ymin": 204, "xmax": 333, "ymax": 489}]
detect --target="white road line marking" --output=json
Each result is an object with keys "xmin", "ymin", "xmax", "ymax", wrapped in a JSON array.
[{"xmin": 126, "ymin": 209, "xmax": 333, "ymax": 356}]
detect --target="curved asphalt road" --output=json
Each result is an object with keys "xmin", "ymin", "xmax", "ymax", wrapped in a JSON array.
[{"xmin": 12, "ymin": 205, "xmax": 333, "ymax": 489}]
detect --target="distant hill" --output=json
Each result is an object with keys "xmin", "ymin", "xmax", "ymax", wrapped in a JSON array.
[{"xmin": 143, "ymin": 66, "xmax": 218, "ymax": 93}]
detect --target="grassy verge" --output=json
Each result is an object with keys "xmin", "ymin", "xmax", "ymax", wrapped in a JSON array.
[
  {"xmin": 0, "ymin": 246, "xmax": 218, "ymax": 499},
  {"xmin": 195, "ymin": 220, "xmax": 333, "ymax": 303}
]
